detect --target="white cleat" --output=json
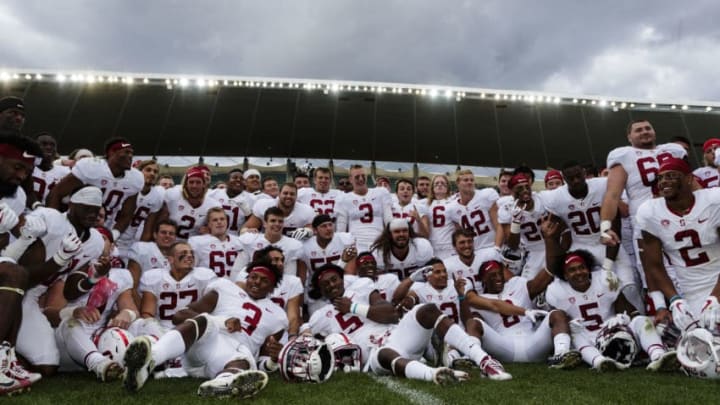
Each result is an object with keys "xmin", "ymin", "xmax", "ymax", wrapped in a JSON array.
[
  {"xmin": 646, "ymin": 350, "xmax": 679, "ymax": 372},
  {"xmin": 432, "ymin": 367, "xmax": 465, "ymax": 386},
  {"xmin": 5, "ymin": 346, "xmax": 41, "ymax": 384},
  {"xmin": 197, "ymin": 370, "xmax": 269, "ymax": 398},
  {"xmin": 479, "ymin": 356, "xmax": 512, "ymax": 381},
  {"xmin": 123, "ymin": 336, "xmax": 154, "ymax": 392},
  {"xmin": 594, "ymin": 357, "xmax": 628, "ymax": 372}
]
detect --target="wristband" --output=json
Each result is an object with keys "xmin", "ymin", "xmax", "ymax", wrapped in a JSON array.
[
  {"xmin": 122, "ymin": 308, "xmax": 138, "ymax": 322},
  {"xmin": 263, "ymin": 357, "xmax": 279, "ymax": 372},
  {"xmin": 59, "ymin": 305, "xmax": 79, "ymax": 321},
  {"xmin": 669, "ymin": 294, "xmax": 683, "ymax": 305},
  {"xmin": 76, "ymin": 278, "xmax": 91, "ymax": 293},
  {"xmin": 458, "ymin": 295, "xmax": 465, "ymax": 302},
  {"xmin": 648, "ymin": 290, "xmax": 667, "ymax": 311},
  {"xmin": 337, "ymin": 259, "xmax": 347, "ymax": 267},
  {"xmin": 87, "ymin": 274, "xmax": 102, "ymax": 285},
  {"xmin": 510, "ymin": 222, "xmax": 521, "ymax": 234},
  {"xmin": 350, "ymin": 303, "xmax": 370, "ymax": 318},
  {"xmin": 544, "ymin": 267, "xmax": 555, "ymax": 278},
  {"xmin": 602, "ymin": 258, "xmax": 614, "ymax": 270},
  {"xmin": 600, "ymin": 220, "xmax": 612, "ymax": 233},
  {"xmin": 31, "ymin": 201, "xmax": 44, "ymax": 210}
]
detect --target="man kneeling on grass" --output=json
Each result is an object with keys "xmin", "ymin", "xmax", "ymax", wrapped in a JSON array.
[{"xmin": 122, "ymin": 259, "xmax": 288, "ymax": 398}]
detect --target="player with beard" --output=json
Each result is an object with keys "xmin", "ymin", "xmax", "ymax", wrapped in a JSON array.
[
  {"xmin": 693, "ymin": 138, "xmax": 720, "ymax": 188},
  {"xmin": 123, "ymin": 260, "xmax": 286, "ymax": 399},
  {"xmin": 442, "ymin": 228, "xmax": 500, "ymax": 286},
  {"xmin": 447, "ymin": 169, "xmax": 499, "ymax": 254},
  {"xmin": 346, "ymin": 252, "xmax": 400, "ymax": 303},
  {"xmin": 189, "ymin": 207, "xmax": 242, "ymax": 278},
  {"xmin": 30, "ymin": 133, "xmax": 69, "ymax": 206},
  {"xmin": 47, "ymin": 137, "xmax": 144, "ymax": 241},
  {"xmin": 0, "ymin": 97, "xmax": 25, "ymax": 134},
  {"xmin": 115, "ymin": 160, "xmax": 165, "ymax": 261},
  {"xmin": 297, "ymin": 167, "xmax": 343, "ymax": 218},
  {"xmin": 159, "ymin": 166, "xmax": 221, "ymax": 241},
  {"xmin": 335, "ymin": 165, "xmax": 394, "ymax": 252},
  {"xmin": 293, "ymin": 173, "xmax": 310, "ymax": 189},
  {"xmin": 244, "ymin": 183, "xmax": 314, "ymax": 240},
  {"xmin": 392, "ymin": 179, "xmax": 430, "ymax": 238},
  {"xmin": 370, "ymin": 219, "xmax": 433, "ymax": 280},
  {"xmin": 420, "ymin": 174, "xmax": 457, "ymax": 259},
  {"xmin": 393, "ymin": 258, "xmax": 463, "ymax": 324},
  {"xmin": 208, "ymin": 168, "xmax": 255, "ymax": 235},
  {"xmin": 415, "ymin": 176, "xmax": 431, "ymax": 201},
  {"xmin": 126, "ymin": 219, "xmax": 177, "ymax": 303}
]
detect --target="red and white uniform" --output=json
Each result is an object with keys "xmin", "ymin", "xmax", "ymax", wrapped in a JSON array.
[
  {"xmin": 546, "ymin": 274, "xmax": 620, "ymax": 337},
  {"xmin": 443, "ymin": 251, "xmax": 498, "ymax": 286},
  {"xmin": 335, "ymin": 187, "xmax": 394, "ymax": 252},
  {"xmin": 208, "ymin": 188, "xmax": 256, "ymax": 234},
  {"xmin": 251, "ymin": 199, "xmax": 315, "ymax": 237},
  {"xmin": 127, "ymin": 241, "xmax": 168, "ymax": 273},
  {"xmin": 137, "ymin": 267, "xmax": 217, "ymax": 331},
  {"xmin": 17, "ymin": 208, "xmax": 104, "ymax": 366},
  {"xmin": 32, "ymin": 164, "xmax": 70, "ymax": 204},
  {"xmin": 71, "ymin": 157, "xmax": 144, "ymax": 228},
  {"xmin": 164, "ymin": 187, "xmax": 222, "ymax": 240},
  {"xmin": 188, "ymin": 234, "xmax": 243, "ymax": 278},
  {"xmin": 116, "ymin": 185, "xmax": 165, "ymax": 257},
  {"xmin": 497, "ymin": 193, "xmax": 547, "ymax": 279},
  {"xmin": 391, "ymin": 201, "xmax": 429, "ymax": 236},
  {"xmin": 234, "ymin": 233, "xmax": 304, "ymax": 277},
  {"xmin": 475, "ymin": 277, "xmax": 554, "ymax": 362},
  {"xmin": 636, "ymin": 188, "xmax": 720, "ymax": 314},
  {"xmin": 345, "ymin": 274, "xmax": 400, "ymax": 303},
  {"xmin": 411, "ymin": 282, "xmax": 461, "ymax": 324},
  {"xmin": 235, "ymin": 271, "xmax": 304, "ymax": 310},
  {"xmin": 297, "ymin": 187, "xmax": 343, "ymax": 217},
  {"xmin": 606, "ymin": 143, "xmax": 686, "ymax": 219},
  {"xmin": 693, "ymin": 166, "xmax": 719, "ymax": 189},
  {"xmin": 302, "ymin": 232, "xmax": 355, "ymax": 279},
  {"xmin": 447, "ymin": 189, "xmax": 498, "ymax": 251},
  {"xmin": 419, "ymin": 197, "xmax": 458, "ymax": 259},
  {"xmin": 372, "ymin": 237, "xmax": 434, "ymax": 280}
]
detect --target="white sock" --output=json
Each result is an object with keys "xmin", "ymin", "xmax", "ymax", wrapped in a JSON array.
[
  {"xmin": 631, "ymin": 316, "xmax": 665, "ymax": 361},
  {"xmin": 403, "ymin": 360, "xmax": 435, "ymax": 381},
  {"xmin": 443, "ymin": 324, "xmax": 488, "ymax": 365},
  {"xmin": 553, "ymin": 333, "xmax": 571, "ymax": 356},
  {"xmin": 61, "ymin": 322, "xmax": 104, "ymax": 370},
  {"xmin": 151, "ymin": 330, "xmax": 185, "ymax": 365}
]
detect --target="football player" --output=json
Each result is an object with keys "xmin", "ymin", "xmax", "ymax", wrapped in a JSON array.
[
  {"xmin": 442, "ymin": 228, "xmax": 499, "ymax": 284},
  {"xmin": 244, "ymin": 183, "xmax": 315, "ymax": 239},
  {"xmin": 207, "ymin": 168, "xmax": 255, "ymax": 235},
  {"xmin": 543, "ymin": 170, "xmax": 564, "ymax": 191},
  {"xmin": 392, "ymin": 179, "xmax": 430, "ymax": 238},
  {"xmin": 692, "ymin": 138, "xmax": 720, "ymax": 188},
  {"xmin": 447, "ymin": 169, "xmax": 498, "ymax": 254},
  {"xmin": 297, "ymin": 167, "xmax": 343, "ymax": 218},
  {"xmin": 189, "ymin": 207, "xmax": 242, "ymax": 278},
  {"xmin": 369, "ymin": 219, "xmax": 433, "ymax": 280},
  {"xmin": 419, "ymin": 174, "xmax": 457, "ymax": 259},
  {"xmin": 30, "ymin": 132, "xmax": 69, "ymax": 206},
  {"xmin": 159, "ymin": 166, "xmax": 221, "ymax": 241}
]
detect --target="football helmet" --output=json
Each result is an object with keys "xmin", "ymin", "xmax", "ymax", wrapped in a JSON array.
[
  {"xmin": 500, "ymin": 246, "xmax": 524, "ymax": 275},
  {"xmin": 677, "ymin": 328, "xmax": 720, "ymax": 379},
  {"xmin": 595, "ymin": 324, "xmax": 637, "ymax": 367},
  {"xmin": 324, "ymin": 333, "xmax": 362, "ymax": 372},
  {"xmin": 279, "ymin": 335, "xmax": 334, "ymax": 383},
  {"xmin": 93, "ymin": 327, "xmax": 134, "ymax": 362}
]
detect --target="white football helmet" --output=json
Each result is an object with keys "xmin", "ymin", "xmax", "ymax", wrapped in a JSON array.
[
  {"xmin": 677, "ymin": 328, "xmax": 720, "ymax": 379},
  {"xmin": 324, "ymin": 333, "xmax": 362, "ymax": 372},
  {"xmin": 501, "ymin": 246, "xmax": 524, "ymax": 275},
  {"xmin": 93, "ymin": 327, "xmax": 134, "ymax": 362},
  {"xmin": 279, "ymin": 335, "xmax": 334, "ymax": 383},
  {"xmin": 595, "ymin": 324, "xmax": 637, "ymax": 367}
]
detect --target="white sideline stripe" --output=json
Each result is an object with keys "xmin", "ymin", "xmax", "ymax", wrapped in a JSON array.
[{"xmin": 371, "ymin": 375, "xmax": 444, "ymax": 405}]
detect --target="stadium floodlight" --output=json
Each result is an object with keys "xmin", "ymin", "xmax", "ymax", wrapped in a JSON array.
[
  {"xmin": 671, "ymin": 105, "xmax": 677, "ymax": 109},
  {"xmin": 87, "ymin": 75, "xmax": 96, "ymax": 84},
  {"xmin": 56, "ymin": 74, "xmax": 67, "ymax": 82},
  {"xmin": 179, "ymin": 78, "xmax": 189, "ymax": 87},
  {"xmin": 599, "ymin": 100, "xmax": 607, "ymax": 107},
  {"xmin": 24, "ymin": 74, "xmax": 31, "ymax": 80},
  {"xmin": 0, "ymin": 72, "xmax": 10, "ymax": 81},
  {"xmin": 143, "ymin": 78, "xmax": 149, "ymax": 84},
  {"xmin": 494, "ymin": 94, "xmax": 500, "ymax": 100},
  {"xmin": 124, "ymin": 77, "xmax": 134, "ymax": 85},
  {"xmin": 650, "ymin": 103, "xmax": 656, "ymax": 108},
  {"xmin": 444, "ymin": 90, "xmax": 453, "ymax": 98},
  {"xmin": 591, "ymin": 100, "xmax": 597, "ymax": 105},
  {"xmin": 707, "ymin": 106, "xmax": 713, "ymax": 112},
  {"xmin": 630, "ymin": 103, "xmax": 635, "ymax": 108},
  {"xmin": 681, "ymin": 105, "xmax": 688, "ymax": 110},
  {"xmin": 12, "ymin": 74, "xmax": 19, "ymax": 79},
  {"xmin": 480, "ymin": 93, "xmax": 486, "ymax": 98},
  {"xmin": 572, "ymin": 98, "xmax": 578, "ymax": 103},
  {"xmin": 553, "ymin": 97, "xmax": 561, "ymax": 104},
  {"xmin": 610, "ymin": 101, "xmax": 616, "ymax": 106},
  {"xmin": 429, "ymin": 89, "xmax": 438, "ymax": 97},
  {"xmin": 620, "ymin": 102, "xmax": 627, "ymax": 108},
  {"xmin": 34, "ymin": 74, "xmax": 43, "ymax": 80},
  {"xmin": 196, "ymin": 78, "xmax": 206, "ymax": 87},
  {"xmin": 581, "ymin": 99, "xmax": 587, "ymax": 104}
]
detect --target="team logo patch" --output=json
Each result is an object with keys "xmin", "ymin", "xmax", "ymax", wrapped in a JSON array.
[
  {"xmin": 427, "ymin": 295, "xmax": 433, "ymax": 301},
  {"xmin": 179, "ymin": 205, "xmax": 184, "ymax": 211},
  {"xmin": 326, "ymin": 310, "xmax": 334, "ymax": 318},
  {"xmin": 210, "ymin": 244, "xmax": 216, "ymax": 249},
  {"xmin": 352, "ymin": 200, "xmax": 358, "ymax": 205},
  {"xmin": 569, "ymin": 297, "xmax": 575, "ymax": 304},
  {"xmin": 151, "ymin": 258, "xmax": 157, "ymax": 263},
  {"xmin": 101, "ymin": 179, "xmax": 108, "ymax": 186},
  {"xmin": 568, "ymin": 204, "xmax": 575, "ymax": 210},
  {"xmin": 162, "ymin": 283, "xmax": 170, "ymax": 290},
  {"xmin": 311, "ymin": 251, "xmax": 316, "ymax": 257},
  {"xmin": 679, "ymin": 219, "xmax": 686, "ymax": 227},
  {"xmin": 661, "ymin": 219, "xmax": 670, "ymax": 228}
]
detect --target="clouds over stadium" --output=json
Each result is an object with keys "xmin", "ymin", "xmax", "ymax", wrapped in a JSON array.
[{"xmin": 1, "ymin": 0, "xmax": 719, "ymax": 101}]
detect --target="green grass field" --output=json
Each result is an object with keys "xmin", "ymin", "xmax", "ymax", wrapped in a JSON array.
[{"xmin": 9, "ymin": 364, "xmax": 718, "ymax": 405}]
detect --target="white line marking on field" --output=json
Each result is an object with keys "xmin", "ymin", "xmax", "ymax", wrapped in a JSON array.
[{"xmin": 371, "ymin": 375, "xmax": 444, "ymax": 405}]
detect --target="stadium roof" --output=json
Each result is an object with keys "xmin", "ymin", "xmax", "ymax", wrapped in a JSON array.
[{"xmin": 2, "ymin": 69, "xmax": 719, "ymax": 171}]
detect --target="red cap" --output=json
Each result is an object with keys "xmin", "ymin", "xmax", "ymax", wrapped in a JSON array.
[
  {"xmin": 509, "ymin": 174, "xmax": 530, "ymax": 188},
  {"xmin": 186, "ymin": 166, "xmax": 206, "ymax": 180},
  {"xmin": 479, "ymin": 260, "xmax": 503, "ymax": 279},
  {"xmin": 544, "ymin": 170, "xmax": 563, "ymax": 185},
  {"xmin": 703, "ymin": 138, "xmax": 720, "ymax": 152},
  {"xmin": 658, "ymin": 158, "xmax": 691, "ymax": 175},
  {"xmin": 563, "ymin": 253, "xmax": 585, "ymax": 269}
]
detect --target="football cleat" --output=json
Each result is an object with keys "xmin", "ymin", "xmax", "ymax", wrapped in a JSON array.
[
  {"xmin": 122, "ymin": 336, "xmax": 155, "ymax": 392},
  {"xmin": 429, "ymin": 330, "xmax": 447, "ymax": 368},
  {"xmin": 594, "ymin": 356, "xmax": 629, "ymax": 372},
  {"xmin": 646, "ymin": 350, "xmax": 679, "ymax": 372},
  {"xmin": 548, "ymin": 350, "xmax": 582, "ymax": 370},
  {"xmin": 197, "ymin": 370, "xmax": 269, "ymax": 398},
  {"xmin": 93, "ymin": 358, "xmax": 124, "ymax": 382},
  {"xmin": 0, "ymin": 344, "xmax": 31, "ymax": 396},
  {"xmin": 5, "ymin": 346, "xmax": 41, "ymax": 384},
  {"xmin": 432, "ymin": 367, "xmax": 467, "ymax": 386},
  {"xmin": 479, "ymin": 356, "xmax": 512, "ymax": 381}
]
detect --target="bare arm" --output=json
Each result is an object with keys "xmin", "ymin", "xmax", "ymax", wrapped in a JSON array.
[
  {"xmin": 140, "ymin": 292, "xmax": 158, "ymax": 318},
  {"xmin": 465, "ymin": 290, "xmax": 526, "ymax": 316},
  {"xmin": 286, "ymin": 294, "xmax": 303, "ymax": 336},
  {"xmin": 46, "ymin": 174, "xmax": 84, "ymax": 209},
  {"xmin": 172, "ymin": 290, "xmax": 219, "ymax": 324},
  {"xmin": 113, "ymin": 194, "xmax": 138, "ymax": 233},
  {"xmin": 599, "ymin": 165, "xmax": 627, "ymax": 245}
]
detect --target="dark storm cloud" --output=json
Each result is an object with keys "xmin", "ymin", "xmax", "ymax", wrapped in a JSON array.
[{"xmin": 2, "ymin": 0, "xmax": 719, "ymax": 101}]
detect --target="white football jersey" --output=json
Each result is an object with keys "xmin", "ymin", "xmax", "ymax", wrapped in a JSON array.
[
  {"xmin": 693, "ymin": 166, "xmax": 719, "ymax": 189},
  {"xmin": 127, "ymin": 241, "xmax": 168, "ymax": 273},
  {"xmin": 116, "ymin": 185, "xmax": 165, "ymax": 253},
  {"xmin": 67, "ymin": 268, "xmax": 133, "ymax": 332},
  {"xmin": 391, "ymin": 201, "xmax": 429, "ymax": 235},
  {"xmin": 188, "ymin": 234, "xmax": 243, "ymax": 278},
  {"xmin": 236, "ymin": 233, "xmax": 304, "ymax": 277},
  {"xmin": 32, "ymin": 165, "xmax": 70, "ymax": 204},
  {"xmin": 447, "ymin": 189, "xmax": 499, "ymax": 250},
  {"xmin": 236, "ymin": 271, "xmax": 303, "ymax": 310},
  {"xmin": 139, "ymin": 266, "xmax": 217, "ymax": 329},
  {"xmin": 546, "ymin": 273, "xmax": 620, "ymax": 335},
  {"xmin": 164, "ymin": 187, "xmax": 222, "ymax": 240},
  {"xmin": 497, "ymin": 193, "xmax": 546, "ymax": 251},
  {"xmin": 442, "ymin": 251, "xmax": 497, "ymax": 285},
  {"xmin": 477, "ymin": 277, "xmax": 534, "ymax": 336},
  {"xmin": 412, "ymin": 282, "xmax": 461, "ymax": 323},
  {"xmin": 206, "ymin": 278, "xmax": 288, "ymax": 357},
  {"xmin": 251, "ymin": 199, "xmax": 316, "ymax": 237},
  {"xmin": 636, "ymin": 188, "xmax": 720, "ymax": 309},
  {"xmin": 297, "ymin": 188, "xmax": 343, "ymax": 217},
  {"xmin": 71, "ymin": 157, "xmax": 144, "ymax": 228},
  {"xmin": 335, "ymin": 187, "xmax": 393, "ymax": 251},
  {"xmin": 302, "ymin": 232, "xmax": 355, "ymax": 283},
  {"xmin": 2, "ymin": 187, "xmax": 27, "ymax": 217},
  {"xmin": 606, "ymin": 143, "xmax": 686, "ymax": 216},
  {"xmin": 345, "ymin": 274, "xmax": 400, "ymax": 302},
  {"xmin": 207, "ymin": 188, "xmax": 256, "ymax": 234},
  {"xmin": 542, "ymin": 178, "xmax": 606, "ymax": 249},
  {"xmin": 419, "ymin": 197, "xmax": 458, "ymax": 258},
  {"xmin": 372, "ymin": 237, "xmax": 434, "ymax": 280}
]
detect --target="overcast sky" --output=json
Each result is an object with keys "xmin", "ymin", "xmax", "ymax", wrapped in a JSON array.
[{"xmin": 2, "ymin": 0, "xmax": 719, "ymax": 102}]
